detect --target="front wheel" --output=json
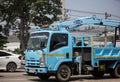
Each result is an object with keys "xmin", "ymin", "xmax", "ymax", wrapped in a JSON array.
[
  {"xmin": 6, "ymin": 62, "xmax": 17, "ymax": 72},
  {"xmin": 56, "ymin": 65, "xmax": 71, "ymax": 82},
  {"xmin": 110, "ymin": 64, "xmax": 120, "ymax": 78},
  {"xmin": 38, "ymin": 74, "xmax": 50, "ymax": 80}
]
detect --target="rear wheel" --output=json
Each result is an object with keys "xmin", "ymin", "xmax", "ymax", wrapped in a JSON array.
[
  {"xmin": 110, "ymin": 64, "xmax": 120, "ymax": 78},
  {"xmin": 6, "ymin": 62, "xmax": 17, "ymax": 72},
  {"xmin": 56, "ymin": 65, "xmax": 71, "ymax": 82},
  {"xmin": 38, "ymin": 74, "xmax": 50, "ymax": 80}
]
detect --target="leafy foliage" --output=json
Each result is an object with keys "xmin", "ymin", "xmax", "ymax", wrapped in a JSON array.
[{"xmin": 0, "ymin": 0, "xmax": 62, "ymax": 51}]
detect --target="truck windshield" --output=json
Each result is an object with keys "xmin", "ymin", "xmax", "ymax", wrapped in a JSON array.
[{"xmin": 27, "ymin": 32, "xmax": 49, "ymax": 50}]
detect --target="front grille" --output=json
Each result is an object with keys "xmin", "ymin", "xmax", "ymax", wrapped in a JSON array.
[
  {"xmin": 27, "ymin": 65, "xmax": 39, "ymax": 67},
  {"xmin": 27, "ymin": 59, "xmax": 39, "ymax": 67},
  {"xmin": 27, "ymin": 60, "xmax": 39, "ymax": 62}
]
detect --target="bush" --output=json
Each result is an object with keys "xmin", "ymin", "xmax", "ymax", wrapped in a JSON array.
[{"xmin": 13, "ymin": 48, "xmax": 21, "ymax": 54}]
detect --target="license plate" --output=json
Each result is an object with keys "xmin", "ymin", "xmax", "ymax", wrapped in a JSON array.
[{"xmin": 29, "ymin": 68, "xmax": 34, "ymax": 73}]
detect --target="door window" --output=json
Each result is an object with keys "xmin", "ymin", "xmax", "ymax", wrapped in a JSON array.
[
  {"xmin": 50, "ymin": 33, "xmax": 68, "ymax": 51},
  {"xmin": 0, "ymin": 51, "xmax": 11, "ymax": 57}
]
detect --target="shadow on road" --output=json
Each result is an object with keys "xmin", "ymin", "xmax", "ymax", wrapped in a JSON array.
[
  {"xmin": 28, "ymin": 76, "xmax": 83, "ymax": 82},
  {"xmin": 0, "ymin": 69, "xmax": 24, "ymax": 73},
  {"xmin": 29, "ymin": 77, "xmax": 83, "ymax": 82},
  {"xmin": 0, "ymin": 75, "xmax": 4, "ymax": 77},
  {"xmin": 28, "ymin": 74, "xmax": 120, "ymax": 82},
  {"xmin": 24, "ymin": 73, "xmax": 37, "ymax": 76},
  {"xmin": 70, "ymin": 75, "xmax": 119, "ymax": 81},
  {"xmin": 29, "ymin": 78, "xmax": 57, "ymax": 82}
]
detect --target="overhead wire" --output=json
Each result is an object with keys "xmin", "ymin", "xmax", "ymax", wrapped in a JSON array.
[
  {"xmin": 67, "ymin": 9, "xmax": 104, "ymax": 15},
  {"xmin": 65, "ymin": 9, "xmax": 120, "ymax": 19}
]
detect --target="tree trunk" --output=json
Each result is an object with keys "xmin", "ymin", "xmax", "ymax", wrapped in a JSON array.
[
  {"xmin": 19, "ymin": 18, "xmax": 26, "ymax": 52},
  {"xmin": 19, "ymin": 16, "xmax": 30, "ymax": 53}
]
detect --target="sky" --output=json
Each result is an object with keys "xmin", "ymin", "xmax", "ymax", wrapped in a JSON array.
[{"xmin": 65, "ymin": 0, "xmax": 120, "ymax": 20}]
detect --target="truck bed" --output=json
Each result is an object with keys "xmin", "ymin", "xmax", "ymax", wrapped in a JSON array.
[{"xmin": 94, "ymin": 47, "xmax": 120, "ymax": 60}]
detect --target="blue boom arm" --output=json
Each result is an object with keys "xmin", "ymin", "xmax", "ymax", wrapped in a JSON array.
[
  {"xmin": 35, "ymin": 16, "xmax": 120, "ymax": 33},
  {"xmin": 58, "ymin": 16, "xmax": 120, "ymax": 31}
]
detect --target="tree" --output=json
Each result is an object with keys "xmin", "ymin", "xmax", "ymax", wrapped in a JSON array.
[
  {"xmin": 0, "ymin": 0, "xmax": 62, "ymax": 52},
  {"xmin": 0, "ymin": 25, "xmax": 8, "ymax": 49}
]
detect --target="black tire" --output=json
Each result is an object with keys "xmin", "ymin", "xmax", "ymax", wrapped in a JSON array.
[
  {"xmin": 6, "ymin": 62, "xmax": 17, "ymax": 72},
  {"xmin": 110, "ymin": 64, "xmax": 120, "ymax": 78},
  {"xmin": 38, "ymin": 74, "xmax": 50, "ymax": 80},
  {"xmin": 56, "ymin": 65, "xmax": 71, "ymax": 82}
]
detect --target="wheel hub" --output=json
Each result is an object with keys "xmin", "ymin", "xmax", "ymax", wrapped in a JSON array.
[{"xmin": 60, "ymin": 68, "xmax": 68, "ymax": 78}]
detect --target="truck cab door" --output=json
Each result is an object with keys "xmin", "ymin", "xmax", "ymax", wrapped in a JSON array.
[{"xmin": 47, "ymin": 33, "xmax": 72, "ymax": 71}]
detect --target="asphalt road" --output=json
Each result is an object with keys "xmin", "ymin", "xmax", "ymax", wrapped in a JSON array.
[{"xmin": 0, "ymin": 69, "xmax": 120, "ymax": 82}]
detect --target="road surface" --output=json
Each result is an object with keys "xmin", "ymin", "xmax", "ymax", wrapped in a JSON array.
[{"xmin": 0, "ymin": 69, "xmax": 120, "ymax": 82}]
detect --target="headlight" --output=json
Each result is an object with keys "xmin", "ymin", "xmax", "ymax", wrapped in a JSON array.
[{"xmin": 40, "ymin": 57, "xmax": 46, "ymax": 67}]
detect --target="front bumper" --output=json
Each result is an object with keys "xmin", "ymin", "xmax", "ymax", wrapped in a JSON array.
[{"xmin": 25, "ymin": 67, "xmax": 48, "ymax": 74}]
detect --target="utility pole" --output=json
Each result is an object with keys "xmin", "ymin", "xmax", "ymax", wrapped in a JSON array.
[
  {"xmin": 104, "ymin": 12, "xmax": 111, "ymax": 47},
  {"xmin": 119, "ymin": 27, "xmax": 120, "ymax": 40},
  {"xmin": 61, "ymin": 0, "xmax": 65, "ymax": 21}
]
